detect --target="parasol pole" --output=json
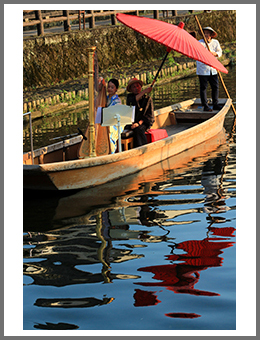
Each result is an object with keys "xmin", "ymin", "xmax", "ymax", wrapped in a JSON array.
[
  {"xmin": 88, "ymin": 46, "xmax": 97, "ymax": 157},
  {"xmin": 151, "ymin": 49, "xmax": 171, "ymax": 87},
  {"xmin": 194, "ymin": 15, "xmax": 236, "ymax": 115}
]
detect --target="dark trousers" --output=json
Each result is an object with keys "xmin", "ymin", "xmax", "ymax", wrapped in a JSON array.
[
  {"xmin": 199, "ymin": 74, "xmax": 219, "ymax": 108},
  {"xmin": 124, "ymin": 124, "xmax": 148, "ymax": 148},
  {"xmin": 132, "ymin": 124, "xmax": 147, "ymax": 147}
]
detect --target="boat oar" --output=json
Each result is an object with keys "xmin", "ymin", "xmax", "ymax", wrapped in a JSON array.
[{"xmin": 194, "ymin": 15, "xmax": 236, "ymax": 115}]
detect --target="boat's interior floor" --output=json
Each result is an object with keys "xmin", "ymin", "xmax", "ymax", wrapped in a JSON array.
[{"xmin": 164, "ymin": 123, "xmax": 197, "ymax": 137}]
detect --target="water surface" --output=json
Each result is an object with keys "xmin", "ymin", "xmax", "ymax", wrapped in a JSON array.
[{"xmin": 23, "ymin": 66, "xmax": 236, "ymax": 331}]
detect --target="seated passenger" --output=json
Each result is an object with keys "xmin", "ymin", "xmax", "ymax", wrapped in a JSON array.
[
  {"xmin": 98, "ymin": 78, "xmax": 122, "ymax": 154},
  {"xmin": 124, "ymin": 78, "xmax": 154, "ymax": 148}
]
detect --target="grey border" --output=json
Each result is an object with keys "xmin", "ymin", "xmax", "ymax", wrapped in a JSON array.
[{"xmin": 4, "ymin": 0, "xmax": 256, "ymax": 338}]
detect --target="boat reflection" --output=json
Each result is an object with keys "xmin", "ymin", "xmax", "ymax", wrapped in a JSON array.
[{"xmin": 23, "ymin": 129, "xmax": 235, "ymax": 319}]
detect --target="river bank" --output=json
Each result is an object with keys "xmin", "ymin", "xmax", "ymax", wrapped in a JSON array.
[{"xmin": 23, "ymin": 41, "xmax": 235, "ymax": 120}]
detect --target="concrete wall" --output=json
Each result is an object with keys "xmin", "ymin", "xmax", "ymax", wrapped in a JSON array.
[{"xmin": 23, "ymin": 10, "xmax": 236, "ymax": 90}]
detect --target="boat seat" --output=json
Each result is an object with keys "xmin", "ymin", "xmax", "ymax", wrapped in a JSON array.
[
  {"xmin": 121, "ymin": 129, "xmax": 134, "ymax": 139},
  {"xmin": 120, "ymin": 128, "xmax": 134, "ymax": 151},
  {"xmin": 121, "ymin": 137, "xmax": 134, "ymax": 151}
]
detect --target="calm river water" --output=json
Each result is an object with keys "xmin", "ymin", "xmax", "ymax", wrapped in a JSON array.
[{"xmin": 23, "ymin": 66, "xmax": 236, "ymax": 332}]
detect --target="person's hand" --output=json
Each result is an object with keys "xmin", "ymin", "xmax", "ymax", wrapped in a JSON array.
[
  {"xmin": 131, "ymin": 122, "xmax": 139, "ymax": 129},
  {"xmin": 144, "ymin": 86, "xmax": 153, "ymax": 94},
  {"xmin": 98, "ymin": 77, "xmax": 105, "ymax": 91},
  {"xmin": 136, "ymin": 86, "xmax": 153, "ymax": 102},
  {"xmin": 211, "ymin": 51, "xmax": 218, "ymax": 57},
  {"xmin": 131, "ymin": 120, "xmax": 143, "ymax": 129}
]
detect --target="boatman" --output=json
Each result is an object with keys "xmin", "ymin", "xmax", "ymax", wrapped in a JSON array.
[
  {"xmin": 196, "ymin": 27, "xmax": 222, "ymax": 112},
  {"xmin": 124, "ymin": 78, "xmax": 155, "ymax": 147}
]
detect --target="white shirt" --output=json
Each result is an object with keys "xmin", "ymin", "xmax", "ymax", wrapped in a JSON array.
[{"xmin": 196, "ymin": 39, "xmax": 222, "ymax": 76}]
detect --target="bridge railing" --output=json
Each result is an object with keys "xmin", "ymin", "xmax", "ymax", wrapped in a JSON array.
[{"xmin": 23, "ymin": 10, "xmax": 188, "ymax": 36}]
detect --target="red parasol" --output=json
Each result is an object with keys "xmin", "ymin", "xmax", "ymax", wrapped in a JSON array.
[{"xmin": 116, "ymin": 13, "xmax": 228, "ymax": 86}]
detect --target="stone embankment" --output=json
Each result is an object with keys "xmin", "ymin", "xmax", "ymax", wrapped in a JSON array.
[{"xmin": 23, "ymin": 45, "xmax": 235, "ymax": 120}]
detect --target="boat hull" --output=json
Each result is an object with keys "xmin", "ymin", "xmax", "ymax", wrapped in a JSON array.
[{"xmin": 23, "ymin": 98, "xmax": 232, "ymax": 191}]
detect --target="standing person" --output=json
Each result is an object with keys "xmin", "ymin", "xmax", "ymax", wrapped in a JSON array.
[
  {"xmin": 125, "ymin": 78, "xmax": 154, "ymax": 148},
  {"xmin": 196, "ymin": 27, "xmax": 222, "ymax": 112}
]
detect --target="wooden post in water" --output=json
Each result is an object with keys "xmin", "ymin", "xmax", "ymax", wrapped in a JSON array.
[{"xmin": 88, "ymin": 47, "xmax": 96, "ymax": 157}]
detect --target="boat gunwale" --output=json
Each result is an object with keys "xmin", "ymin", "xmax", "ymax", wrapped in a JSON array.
[{"xmin": 23, "ymin": 98, "xmax": 231, "ymax": 173}]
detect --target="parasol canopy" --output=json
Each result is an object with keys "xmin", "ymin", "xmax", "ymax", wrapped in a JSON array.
[{"xmin": 116, "ymin": 13, "xmax": 228, "ymax": 75}]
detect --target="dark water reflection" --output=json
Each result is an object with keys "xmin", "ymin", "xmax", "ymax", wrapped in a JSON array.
[{"xmin": 23, "ymin": 66, "xmax": 236, "ymax": 331}]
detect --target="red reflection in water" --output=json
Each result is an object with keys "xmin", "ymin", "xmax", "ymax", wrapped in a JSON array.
[
  {"xmin": 209, "ymin": 226, "xmax": 236, "ymax": 237},
  {"xmin": 133, "ymin": 236, "xmax": 235, "ymax": 307},
  {"xmin": 133, "ymin": 289, "xmax": 161, "ymax": 307}
]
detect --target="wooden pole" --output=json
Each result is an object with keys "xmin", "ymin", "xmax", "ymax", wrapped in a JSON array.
[
  {"xmin": 88, "ymin": 10, "xmax": 95, "ymax": 28},
  {"xmin": 83, "ymin": 11, "xmax": 85, "ymax": 29},
  {"xmin": 63, "ymin": 10, "xmax": 71, "ymax": 31},
  {"xmin": 35, "ymin": 10, "xmax": 44, "ymax": 36},
  {"xmin": 153, "ymin": 11, "xmax": 159, "ymax": 19},
  {"xmin": 111, "ymin": 11, "xmax": 117, "ymax": 25},
  {"xmin": 194, "ymin": 15, "xmax": 236, "ymax": 115},
  {"xmin": 78, "ymin": 10, "xmax": 81, "ymax": 30},
  {"xmin": 88, "ymin": 47, "xmax": 96, "ymax": 157}
]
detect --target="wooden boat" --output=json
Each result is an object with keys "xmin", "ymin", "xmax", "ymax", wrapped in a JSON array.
[
  {"xmin": 24, "ymin": 128, "xmax": 229, "ymax": 231},
  {"xmin": 23, "ymin": 97, "xmax": 232, "ymax": 191}
]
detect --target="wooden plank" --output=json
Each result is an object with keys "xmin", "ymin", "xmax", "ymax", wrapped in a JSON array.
[
  {"xmin": 175, "ymin": 109, "xmax": 219, "ymax": 114},
  {"xmin": 42, "ymin": 16, "xmax": 68, "ymax": 24},
  {"xmin": 175, "ymin": 112, "xmax": 216, "ymax": 120},
  {"xmin": 23, "ymin": 20, "xmax": 40, "ymax": 27}
]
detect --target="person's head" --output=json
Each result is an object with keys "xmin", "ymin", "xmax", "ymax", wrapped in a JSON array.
[
  {"xmin": 107, "ymin": 78, "xmax": 119, "ymax": 97},
  {"xmin": 127, "ymin": 78, "xmax": 143, "ymax": 95},
  {"xmin": 202, "ymin": 27, "xmax": 217, "ymax": 41}
]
